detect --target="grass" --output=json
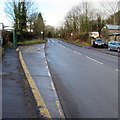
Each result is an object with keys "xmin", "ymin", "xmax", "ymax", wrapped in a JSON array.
[
  {"xmin": 0, "ymin": 47, "xmax": 5, "ymax": 56},
  {"xmin": 64, "ymin": 39, "xmax": 92, "ymax": 47},
  {"xmin": 18, "ymin": 39, "xmax": 46, "ymax": 45}
]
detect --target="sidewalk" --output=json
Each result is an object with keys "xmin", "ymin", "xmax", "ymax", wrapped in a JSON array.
[
  {"xmin": 19, "ymin": 44, "xmax": 65, "ymax": 118},
  {"xmin": 2, "ymin": 47, "xmax": 38, "ymax": 118}
]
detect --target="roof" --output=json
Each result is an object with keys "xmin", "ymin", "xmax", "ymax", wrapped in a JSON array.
[
  {"xmin": 105, "ymin": 24, "xmax": 120, "ymax": 30},
  {"xmin": 109, "ymin": 32, "xmax": 120, "ymax": 36}
]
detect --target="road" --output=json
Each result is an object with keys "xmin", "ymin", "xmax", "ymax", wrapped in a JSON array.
[{"xmin": 45, "ymin": 38, "xmax": 118, "ymax": 118}]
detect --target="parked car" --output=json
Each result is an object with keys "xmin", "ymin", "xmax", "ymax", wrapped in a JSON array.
[
  {"xmin": 108, "ymin": 41, "xmax": 120, "ymax": 52},
  {"xmin": 93, "ymin": 38, "xmax": 106, "ymax": 48}
]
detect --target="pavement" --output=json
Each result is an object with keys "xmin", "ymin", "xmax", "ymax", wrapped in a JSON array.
[
  {"xmin": 46, "ymin": 38, "xmax": 118, "ymax": 118},
  {"xmin": 19, "ymin": 44, "xmax": 65, "ymax": 118},
  {"xmin": 2, "ymin": 47, "xmax": 38, "ymax": 118}
]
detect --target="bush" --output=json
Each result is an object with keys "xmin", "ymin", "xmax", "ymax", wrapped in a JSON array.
[
  {"xmin": 17, "ymin": 32, "xmax": 35, "ymax": 42},
  {"xmin": 78, "ymin": 33, "xmax": 89, "ymax": 41}
]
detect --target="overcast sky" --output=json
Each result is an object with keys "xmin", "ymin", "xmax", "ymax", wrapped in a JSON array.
[{"xmin": 0, "ymin": 0, "xmax": 119, "ymax": 27}]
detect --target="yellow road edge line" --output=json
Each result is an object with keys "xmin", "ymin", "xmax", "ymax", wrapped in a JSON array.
[{"xmin": 19, "ymin": 51, "xmax": 51, "ymax": 118}]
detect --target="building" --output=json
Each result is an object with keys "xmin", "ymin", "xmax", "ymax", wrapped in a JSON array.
[{"xmin": 101, "ymin": 24, "xmax": 120, "ymax": 41}]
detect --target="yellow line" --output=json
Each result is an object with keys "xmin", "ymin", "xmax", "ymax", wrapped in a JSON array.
[{"xmin": 19, "ymin": 51, "xmax": 51, "ymax": 118}]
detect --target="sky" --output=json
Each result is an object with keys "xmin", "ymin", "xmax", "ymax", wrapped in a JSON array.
[{"xmin": 0, "ymin": 0, "xmax": 119, "ymax": 27}]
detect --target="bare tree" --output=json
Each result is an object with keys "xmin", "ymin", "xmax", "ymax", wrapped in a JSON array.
[
  {"xmin": 4, "ymin": 0, "xmax": 37, "ymax": 31},
  {"xmin": 100, "ymin": 0, "xmax": 119, "ymax": 24}
]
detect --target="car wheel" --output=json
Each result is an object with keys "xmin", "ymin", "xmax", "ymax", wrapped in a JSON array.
[
  {"xmin": 117, "ymin": 48, "xmax": 120, "ymax": 52},
  {"xmin": 93, "ymin": 44, "xmax": 96, "ymax": 48}
]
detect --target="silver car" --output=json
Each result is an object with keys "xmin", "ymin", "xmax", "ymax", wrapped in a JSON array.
[{"xmin": 108, "ymin": 41, "xmax": 120, "ymax": 52}]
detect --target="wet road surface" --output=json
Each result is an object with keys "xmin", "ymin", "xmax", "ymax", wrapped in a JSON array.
[{"xmin": 45, "ymin": 38, "xmax": 118, "ymax": 118}]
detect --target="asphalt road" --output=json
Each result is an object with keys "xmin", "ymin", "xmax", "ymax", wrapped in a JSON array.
[{"xmin": 45, "ymin": 38, "xmax": 119, "ymax": 118}]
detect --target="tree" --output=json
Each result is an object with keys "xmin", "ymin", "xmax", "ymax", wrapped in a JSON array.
[
  {"xmin": 100, "ymin": 0, "xmax": 119, "ymax": 24},
  {"xmin": 106, "ymin": 11, "xmax": 120, "ymax": 25},
  {"xmin": 59, "ymin": 1, "xmax": 107, "ymax": 41},
  {"xmin": 28, "ymin": 12, "xmax": 38, "ymax": 32},
  {"xmin": 4, "ymin": 0, "xmax": 36, "ymax": 32},
  {"xmin": 45, "ymin": 25, "xmax": 56, "ymax": 38},
  {"xmin": 34, "ymin": 13, "xmax": 45, "ymax": 37}
]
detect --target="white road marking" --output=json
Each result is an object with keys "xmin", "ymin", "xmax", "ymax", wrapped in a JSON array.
[
  {"xmin": 115, "ymin": 69, "xmax": 120, "ymax": 72},
  {"xmin": 45, "ymin": 61, "xmax": 47, "ymax": 64},
  {"xmin": 58, "ymin": 43, "xmax": 82, "ymax": 55},
  {"xmin": 46, "ymin": 65, "xmax": 49, "ymax": 69},
  {"xmin": 56, "ymin": 101, "xmax": 63, "ymax": 117},
  {"xmin": 43, "ymin": 52, "xmax": 46, "ymax": 57},
  {"xmin": 48, "ymin": 71, "xmax": 51, "ymax": 77},
  {"xmin": 73, "ymin": 51, "xmax": 82, "ymax": 55},
  {"xmin": 86, "ymin": 56, "xmax": 103, "ymax": 64},
  {"xmin": 51, "ymin": 82, "xmax": 55, "ymax": 91}
]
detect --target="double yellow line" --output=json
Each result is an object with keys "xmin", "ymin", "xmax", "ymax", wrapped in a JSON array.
[{"xmin": 19, "ymin": 51, "xmax": 51, "ymax": 118}]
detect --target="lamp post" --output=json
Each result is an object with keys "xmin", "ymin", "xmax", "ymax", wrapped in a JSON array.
[
  {"xmin": 58, "ymin": 34, "xmax": 61, "ymax": 38},
  {"xmin": 41, "ymin": 31, "xmax": 44, "ymax": 40},
  {"xmin": 71, "ymin": 32, "xmax": 73, "ymax": 39}
]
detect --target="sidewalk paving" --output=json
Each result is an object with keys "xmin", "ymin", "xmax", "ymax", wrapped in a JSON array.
[
  {"xmin": 20, "ymin": 44, "xmax": 65, "ymax": 118},
  {"xmin": 2, "ymin": 47, "xmax": 38, "ymax": 118}
]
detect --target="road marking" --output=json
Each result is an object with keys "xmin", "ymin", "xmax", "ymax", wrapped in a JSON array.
[
  {"xmin": 58, "ymin": 43, "xmax": 82, "ymax": 55},
  {"xmin": 115, "ymin": 69, "xmax": 120, "ymax": 72},
  {"xmin": 73, "ymin": 51, "xmax": 82, "ymax": 55},
  {"xmin": 46, "ymin": 65, "xmax": 49, "ymax": 69},
  {"xmin": 51, "ymin": 81, "xmax": 64, "ymax": 117},
  {"xmin": 51, "ymin": 82, "xmax": 55, "ymax": 91},
  {"xmin": 43, "ymin": 52, "xmax": 46, "ymax": 57},
  {"xmin": 45, "ymin": 61, "xmax": 47, "ymax": 64},
  {"xmin": 19, "ymin": 52, "xmax": 51, "ymax": 118},
  {"xmin": 48, "ymin": 71, "xmax": 51, "ymax": 77},
  {"xmin": 86, "ymin": 56, "xmax": 103, "ymax": 64},
  {"xmin": 56, "ymin": 101, "xmax": 63, "ymax": 117}
]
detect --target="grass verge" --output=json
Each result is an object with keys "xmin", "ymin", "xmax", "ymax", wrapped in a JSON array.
[
  {"xmin": 63, "ymin": 39, "xmax": 92, "ymax": 47},
  {"xmin": 0, "ymin": 47, "xmax": 5, "ymax": 56},
  {"xmin": 18, "ymin": 39, "xmax": 46, "ymax": 46}
]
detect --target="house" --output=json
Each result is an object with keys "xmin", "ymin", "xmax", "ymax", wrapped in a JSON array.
[{"xmin": 101, "ymin": 24, "xmax": 120, "ymax": 41}]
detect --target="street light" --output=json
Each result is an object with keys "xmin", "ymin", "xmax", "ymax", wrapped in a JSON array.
[
  {"xmin": 58, "ymin": 34, "xmax": 61, "ymax": 38},
  {"xmin": 71, "ymin": 33, "xmax": 73, "ymax": 36},
  {"xmin": 41, "ymin": 31, "xmax": 44, "ymax": 40},
  {"xmin": 71, "ymin": 33, "xmax": 73, "ymax": 39}
]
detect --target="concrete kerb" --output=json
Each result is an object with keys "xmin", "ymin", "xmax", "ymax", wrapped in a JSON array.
[{"xmin": 18, "ymin": 49, "xmax": 51, "ymax": 119}]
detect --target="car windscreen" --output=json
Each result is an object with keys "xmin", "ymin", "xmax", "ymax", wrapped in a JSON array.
[
  {"xmin": 117, "ymin": 42, "xmax": 120, "ymax": 45},
  {"xmin": 96, "ymin": 39, "xmax": 103, "ymax": 42}
]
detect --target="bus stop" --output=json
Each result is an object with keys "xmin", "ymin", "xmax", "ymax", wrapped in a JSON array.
[{"xmin": 0, "ymin": 23, "xmax": 17, "ymax": 48}]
